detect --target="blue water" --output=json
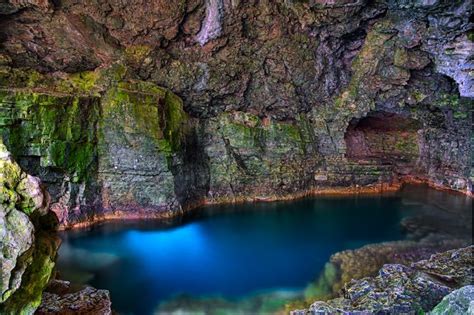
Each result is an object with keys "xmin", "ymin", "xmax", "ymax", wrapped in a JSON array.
[{"xmin": 56, "ymin": 185, "xmax": 472, "ymax": 314}]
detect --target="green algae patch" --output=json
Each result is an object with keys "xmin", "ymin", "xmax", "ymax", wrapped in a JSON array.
[
  {"xmin": 207, "ymin": 111, "xmax": 321, "ymax": 194},
  {"xmin": 101, "ymin": 80, "xmax": 189, "ymax": 158},
  {"xmin": 0, "ymin": 143, "xmax": 27, "ymax": 212},
  {"xmin": 0, "ymin": 233, "xmax": 59, "ymax": 315},
  {"xmin": 0, "ymin": 91, "xmax": 100, "ymax": 183},
  {"xmin": 67, "ymin": 71, "xmax": 100, "ymax": 93},
  {"xmin": 0, "ymin": 66, "xmax": 103, "ymax": 97},
  {"xmin": 216, "ymin": 111, "xmax": 312, "ymax": 155},
  {"xmin": 125, "ymin": 45, "xmax": 153, "ymax": 65},
  {"xmin": 432, "ymin": 93, "xmax": 469, "ymax": 120},
  {"xmin": 333, "ymin": 22, "xmax": 393, "ymax": 118}
]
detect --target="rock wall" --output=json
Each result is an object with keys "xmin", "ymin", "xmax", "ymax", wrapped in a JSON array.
[
  {"xmin": 0, "ymin": 141, "xmax": 59, "ymax": 314},
  {"xmin": 0, "ymin": 0, "xmax": 472, "ymax": 227}
]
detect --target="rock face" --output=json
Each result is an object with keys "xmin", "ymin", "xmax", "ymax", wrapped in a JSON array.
[
  {"xmin": 0, "ymin": 1, "xmax": 472, "ymax": 227},
  {"xmin": 0, "ymin": 141, "xmax": 58, "ymax": 314},
  {"xmin": 292, "ymin": 246, "xmax": 473, "ymax": 314}
]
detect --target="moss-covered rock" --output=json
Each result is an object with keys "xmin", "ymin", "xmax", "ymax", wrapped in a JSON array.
[
  {"xmin": 203, "ymin": 111, "xmax": 322, "ymax": 202},
  {"xmin": 98, "ymin": 80, "xmax": 190, "ymax": 217},
  {"xmin": 0, "ymin": 233, "xmax": 59, "ymax": 315},
  {"xmin": 430, "ymin": 285, "xmax": 474, "ymax": 315},
  {"xmin": 293, "ymin": 246, "xmax": 474, "ymax": 314},
  {"xmin": 0, "ymin": 141, "xmax": 57, "ymax": 314},
  {"xmin": 0, "ymin": 91, "xmax": 100, "ymax": 182}
]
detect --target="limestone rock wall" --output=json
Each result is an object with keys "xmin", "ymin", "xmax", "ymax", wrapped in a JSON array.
[{"xmin": 0, "ymin": 0, "xmax": 471, "ymax": 227}]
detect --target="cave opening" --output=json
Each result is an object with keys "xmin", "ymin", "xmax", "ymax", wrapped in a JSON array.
[{"xmin": 344, "ymin": 111, "xmax": 422, "ymax": 167}]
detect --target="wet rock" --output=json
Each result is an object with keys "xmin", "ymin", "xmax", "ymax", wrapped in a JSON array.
[
  {"xmin": 36, "ymin": 280, "xmax": 112, "ymax": 315},
  {"xmin": 97, "ymin": 81, "xmax": 188, "ymax": 218}
]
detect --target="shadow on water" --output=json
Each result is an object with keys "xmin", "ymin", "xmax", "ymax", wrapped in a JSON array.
[{"xmin": 55, "ymin": 184, "xmax": 472, "ymax": 315}]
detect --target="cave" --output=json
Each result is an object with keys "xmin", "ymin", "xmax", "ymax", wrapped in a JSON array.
[
  {"xmin": 1, "ymin": 1, "xmax": 472, "ymax": 315},
  {"xmin": 344, "ymin": 111, "xmax": 422, "ymax": 165}
]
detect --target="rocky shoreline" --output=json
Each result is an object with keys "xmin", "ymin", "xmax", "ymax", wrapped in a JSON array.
[
  {"xmin": 293, "ymin": 246, "xmax": 473, "ymax": 314},
  {"xmin": 60, "ymin": 177, "xmax": 470, "ymax": 231},
  {"xmin": 36, "ymin": 280, "xmax": 112, "ymax": 315}
]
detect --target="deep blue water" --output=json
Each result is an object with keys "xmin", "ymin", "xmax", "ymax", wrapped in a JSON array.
[{"xmin": 56, "ymin": 185, "xmax": 472, "ymax": 315}]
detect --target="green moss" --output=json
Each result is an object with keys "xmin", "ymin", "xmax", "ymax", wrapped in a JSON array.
[
  {"xmin": 412, "ymin": 90, "xmax": 427, "ymax": 103},
  {"xmin": 0, "ymin": 145, "xmax": 25, "ymax": 212},
  {"xmin": 25, "ymin": 71, "xmax": 43, "ymax": 89},
  {"xmin": 69, "ymin": 71, "xmax": 100, "ymax": 92},
  {"xmin": 436, "ymin": 94, "xmax": 460, "ymax": 108},
  {"xmin": 101, "ymin": 81, "xmax": 188, "ymax": 158},
  {"xmin": 433, "ymin": 94, "xmax": 469, "ymax": 120},
  {"xmin": 393, "ymin": 48, "xmax": 408, "ymax": 68},
  {"xmin": 0, "ymin": 68, "xmax": 45, "ymax": 90},
  {"xmin": 444, "ymin": 47, "xmax": 456, "ymax": 55},
  {"xmin": 467, "ymin": 30, "xmax": 474, "ymax": 42},
  {"xmin": 0, "ymin": 234, "xmax": 58, "ymax": 315},
  {"xmin": 0, "ymin": 67, "xmax": 104, "ymax": 96},
  {"xmin": 163, "ymin": 91, "xmax": 187, "ymax": 151},
  {"xmin": 125, "ymin": 45, "xmax": 152, "ymax": 64},
  {"xmin": 394, "ymin": 136, "xmax": 419, "ymax": 155},
  {"xmin": 0, "ymin": 91, "xmax": 99, "ymax": 183},
  {"xmin": 304, "ymin": 262, "xmax": 338, "ymax": 301},
  {"xmin": 453, "ymin": 111, "xmax": 468, "ymax": 119}
]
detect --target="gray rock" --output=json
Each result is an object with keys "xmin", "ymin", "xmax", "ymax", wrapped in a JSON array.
[
  {"xmin": 430, "ymin": 285, "xmax": 474, "ymax": 315},
  {"xmin": 295, "ymin": 246, "xmax": 474, "ymax": 314},
  {"xmin": 36, "ymin": 280, "xmax": 112, "ymax": 315}
]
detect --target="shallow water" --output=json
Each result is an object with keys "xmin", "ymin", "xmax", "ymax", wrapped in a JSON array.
[{"xmin": 56, "ymin": 185, "xmax": 472, "ymax": 315}]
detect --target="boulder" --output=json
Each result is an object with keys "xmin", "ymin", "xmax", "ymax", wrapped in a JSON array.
[
  {"xmin": 430, "ymin": 285, "xmax": 474, "ymax": 315},
  {"xmin": 36, "ymin": 280, "xmax": 112, "ymax": 315}
]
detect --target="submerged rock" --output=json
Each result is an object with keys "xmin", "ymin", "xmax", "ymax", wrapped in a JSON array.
[{"xmin": 293, "ymin": 246, "xmax": 474, "ymax": 314}]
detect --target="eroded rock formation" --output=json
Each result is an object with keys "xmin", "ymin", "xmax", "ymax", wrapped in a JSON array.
[
  {"xmin": 0, "ymin": 141, "xmax": 59, "ymax": 314},
  {"xmin": 0, "ymin": 0, "xmax": 471, "ymax": 229}
]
